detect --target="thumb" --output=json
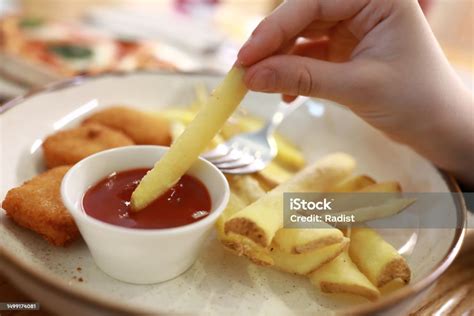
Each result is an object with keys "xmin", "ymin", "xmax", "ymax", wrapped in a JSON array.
[{"xmin": 243, "ymin": 55, "xmax": 366, "ymax": 105}]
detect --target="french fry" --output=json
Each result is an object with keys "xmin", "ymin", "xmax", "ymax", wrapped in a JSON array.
[
  {"xmin": 331, "ymin": 175, "xmax": 375, "ymax": 192},
  {"xmin": 158, "ymin": 108, "xmax": 196, "ymax": 125},
  {"xmin": 348, "ymin": 228, "xmax": 411, "ymax": 287},
  {"xmin": 272, "ymin": 227, "xmax": 344, "ymax": 254},
  {"xmin": 274, "ymin": 133, "xmax": 306, "ymax": 171},
  {"xmin": 131, "ymin": 67, "xmax": 248, "ymax": 210},
  {"xmin": 227, "ymin": 175, "xmax": 267, "ymax": 205},
  {"xmin": 323, "ymin": 180, "xmax": 414, "ymax": 224},
  {"xmin": 253, "ymin": 162, "xmax": 294, "ymax": 190},
  {"xmin": 224, "ymin": 153, "xmax": 356, "ymax": 247},
  {"xmin": 357, "ymin": 181, "xmax": 401, "ymax": 193},
  {"xmin": 329, "ymin": 197, "xmax": 415, "ymax": 224},
  {"xmin": 169, "ymin": 122, "xmax": 186, "ymax": 143},
  {"xmin": 271, "ymin": 238, "xmax": 349, "ymax": 275},
  {"xmin": 309, "ymin": 250, "xmax": 381, "ymax": 301}
]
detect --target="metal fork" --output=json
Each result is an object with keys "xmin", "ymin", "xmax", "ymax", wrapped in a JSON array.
[{"xmin": 202, "ymin": 96, "xmax": 309, "ymax": 174}]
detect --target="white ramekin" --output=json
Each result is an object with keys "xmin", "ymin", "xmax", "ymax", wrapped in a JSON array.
[{"xmin": 61, "ymin": 145, "xmax": 229, "ymax": 284}]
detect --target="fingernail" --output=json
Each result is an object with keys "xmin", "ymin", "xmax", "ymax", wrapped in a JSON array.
[
  {"xmin": 238, "ymin": 32, "xmax": 264, "ymax": 65},
  {"xmin": 248, "ymin": 68, "xmax": 276, "ymax": 91},
  {"xmin": 237, "ymin": 37, "xmax": 254, "ymax": 65}
]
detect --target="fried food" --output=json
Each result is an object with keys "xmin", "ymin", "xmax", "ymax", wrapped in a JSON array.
[
  {"xmin": 42, "ymin": 123, "xmax": 134, "ymax": 168},
  {"xmin": 272, "ymin": 227, "xmax": 345, "ymax": 254},
  {"xmin": 227, "ymin": 175, "xmax": 267, "ymax": 205},
  {"xmin": 358, "ymin": 181, "xmax": 401, "ymax": 193},
  {"xmin": 348, "ymin": 228, "xmax": 411, "ymax": 287},
  {"xmin": 216, "ymin": 178, "xmax": 274, "ymax": 266},
  {"xmin": 271, "ymin": 238, "xmax": 349, "ymax": 275},
  {"xmin": 309, "ymin": 250, "xmax": 381, "ymax": 301},
  {"xmin": 331, "ymin": 175, "xmax": 375, "ymax": 192},
  {"xmin": 83, "ymin": 106, "xmax": 172, "ymax": 146},
  {"xmin": 1, "ymin": 166, "xmax": 79, "ymax": 246},
  {"xmin": 224, "ymin": 153, "xmax": 355, "ymax": 247},
  {"xmin": 131, "ymin": 67, "xmax": 247, "ymax": 211},
  {"xmin": 254, "ymin": 162, "xmax": 293, "ymax": 190}
]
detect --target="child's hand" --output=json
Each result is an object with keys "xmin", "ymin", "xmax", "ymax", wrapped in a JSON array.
[{"xmin": 238, "ymin": 0, "xmax": 474, "ymax": 186}]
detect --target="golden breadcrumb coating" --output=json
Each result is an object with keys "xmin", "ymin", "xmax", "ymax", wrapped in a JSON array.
[
  {"xmin": 42, "ymin": 123, "xmax": 134, "ymax": 168},
  {"xmin": 83, "ymin": 106, "xmax": 171, "ymax": 146},
  {"xmin": 2, "ymin": 166, "xmax": 79, "ymax": 246}
]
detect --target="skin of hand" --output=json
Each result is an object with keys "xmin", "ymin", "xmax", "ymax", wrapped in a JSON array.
[{"xmin": 238, "ymin": 0, "xmax": 474, "ymax": 187}]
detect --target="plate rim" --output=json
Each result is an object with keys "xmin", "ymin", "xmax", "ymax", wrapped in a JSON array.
[{"xmin": 0, "ymin": 71, "xmax": 468, "ymax": 315}]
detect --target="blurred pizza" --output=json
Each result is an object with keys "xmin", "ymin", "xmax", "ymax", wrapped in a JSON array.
[{"xmin": 0, "ymin": 15, "xmax": 180, "ymax": 81}]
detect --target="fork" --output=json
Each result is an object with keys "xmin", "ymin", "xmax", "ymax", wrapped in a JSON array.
[{"xmin": 202, "ymin": 96, "xmax": 309, "ymax": 174}]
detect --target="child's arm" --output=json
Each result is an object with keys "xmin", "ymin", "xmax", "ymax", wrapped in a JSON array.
[{"xmin": 238, "ymin": 0, "xmax": 474, "ymax": 187}]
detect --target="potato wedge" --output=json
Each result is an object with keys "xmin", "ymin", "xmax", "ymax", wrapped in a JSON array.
[
  {"xmin": 272, "ymin": 227, "xmax": 344, "ymax": 254},
  {"xmin": 309, "ymin": 250, "xmax": 381, "ymax": 301},
  {"xmin": 224, "ymin": 153, "xmax": 355, "ymax": 247},
  {"xmin": 271, "ymin": 238, "xmax": 349, "ymax": 275},
  {"xmin": 131, "ymin": 67, "xmax": 248, "ymax": 210},
  {"xmin": 348, "ymin": 228, "xmax": 411, "ymax": 287},
  {"xmin": 331, "ymin": 175, "xmax": 375, "ymax": 192}
]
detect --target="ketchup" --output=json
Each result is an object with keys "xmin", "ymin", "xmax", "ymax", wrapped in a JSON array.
[{"xmin": 82, "ymin": 168, "xmax": 211, "ymax": 229}]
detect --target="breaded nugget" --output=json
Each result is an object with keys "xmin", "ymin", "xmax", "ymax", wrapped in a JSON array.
[
  {"xmin": 2, "ymin": 166, "xmax": 79, "ymax": 246},
  {"xmin": 42, "ymin": 123, "xmax": 134, "ymax": 168},
  {"xmin": 83, "ymin": 106, "xmax": 171, "ymax": 145}
]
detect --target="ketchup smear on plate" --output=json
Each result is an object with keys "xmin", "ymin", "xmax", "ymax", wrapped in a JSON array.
[{"xmin": 83, "ymin": 168, "xmax": 211, "ymax": 229}]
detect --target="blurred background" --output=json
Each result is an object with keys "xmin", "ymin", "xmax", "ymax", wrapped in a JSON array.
[{"xmin": 0, "ymin": 0, "xmax": 472, "ymax": 103}]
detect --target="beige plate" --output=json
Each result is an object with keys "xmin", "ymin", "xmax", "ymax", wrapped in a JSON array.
[{"xmin": 0, "ymin": 72, "xmax": 466, "ymax": 315}]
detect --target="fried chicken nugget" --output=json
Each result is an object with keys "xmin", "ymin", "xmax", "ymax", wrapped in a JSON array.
[
  {"xmin": 42, "ymin": 123, "xmax": 134, "ymax": 168},
  {"xmin": 2, "ymin": 166, "xmax": 79, "ymax": 246},
  {"xmin": 82, "ymin": 106, "xmax": 171, "ymax": 145}
]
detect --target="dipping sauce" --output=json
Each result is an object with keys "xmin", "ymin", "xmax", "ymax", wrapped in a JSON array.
[{"xmin": 82, "ymin": 168, "xmax": 211, "ymax": 229}]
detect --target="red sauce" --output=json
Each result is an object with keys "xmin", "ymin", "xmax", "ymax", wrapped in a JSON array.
[{"xmin": 82, "ymin": 168, "xmax": 211, "ymax": 229}]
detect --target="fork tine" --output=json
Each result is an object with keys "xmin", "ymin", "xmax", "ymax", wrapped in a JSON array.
[
  {"xmin": 206, "ymin": 148, "xmax": 243, "ymax": 164},
  {"xmin": 219, "ymin": 159, "xmax": 267, "ymax": 174},
  {"xmin": 201, "ymin": 144, "xmax": 230, "ymax": 160},
  {"xmin": 213, "ymin": 153, "xmax": 256, "ymax": 169}
]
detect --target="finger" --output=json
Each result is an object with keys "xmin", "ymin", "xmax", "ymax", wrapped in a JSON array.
[
  {"xmin": 299, "ymin": 20, "xmax": 338, "ymax": 39},
  {"xmin": 238, "ymin": 0, "xmax": 370, "ymax": 66},
  {"xmin": 244, "ymin": 55, "xmax": 363, "ymax": 104},
  {"xmin": 275, "ymin": 37, "xmax": 298, "ymax": 55},
  {"xmin": 290, "ymin": 39, "xmax": 330, "ymax": 60},
  {"xmin": 327, "ymin": 23, "xmax": 359, "ymax": 62},
  {"xmin": 281, "ymin": 39, "xmax": 330, "ymax": 102}
]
